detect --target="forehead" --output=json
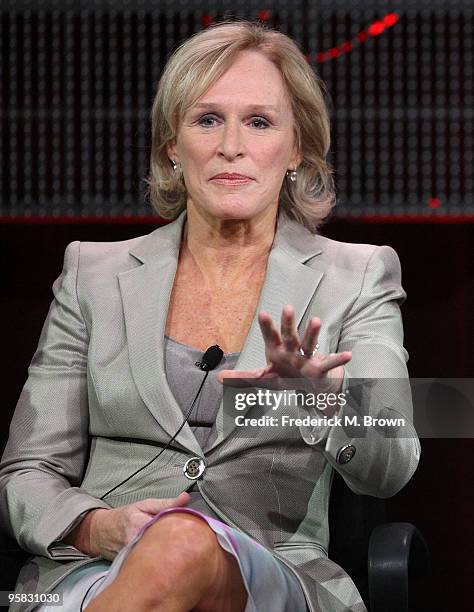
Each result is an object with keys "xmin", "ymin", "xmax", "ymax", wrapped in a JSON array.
[{"xmin": 193, "ymin": 50, "xmax": 291, "ymax": 111}]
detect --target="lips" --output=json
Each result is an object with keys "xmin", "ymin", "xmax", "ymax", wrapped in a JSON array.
[{"xmin": 211, "ymin": 173, "xmax": 252, "ymax": 180}]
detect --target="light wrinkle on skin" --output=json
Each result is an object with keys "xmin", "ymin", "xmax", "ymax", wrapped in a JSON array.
[
  {"xmin": 166, "ymin": 50, "xmax": 302, "ymax": 273},
  {"xmin": 181, "ymin": 205, "xmax": 275, "ymax": 289},
  {"xmin": 164, "ymin": 50, "xmax": 306, "ymax": 355}
]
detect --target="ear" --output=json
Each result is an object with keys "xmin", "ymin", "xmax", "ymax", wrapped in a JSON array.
[
  {"xmin": 289, "ymin": 143, "xmax": 303, "ymax": 171},
  {"xmin": 288, "ymin": 153, "xmax": 303, "ymax": 170},
  {"xmin": 166, "ymin": 140, "xmax": 178, "ymax": 163}
]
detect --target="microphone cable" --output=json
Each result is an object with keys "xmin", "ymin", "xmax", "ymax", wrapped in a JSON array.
[
  {"xmin": 79, "ymin": 344, "xmax": 224, "ymax": 612},
  {"xmin": 98, "ymin": 343, "xmax": 224, "ymax": 501}
]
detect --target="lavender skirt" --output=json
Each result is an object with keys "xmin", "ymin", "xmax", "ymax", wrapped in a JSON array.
[{"xmin": 37, "ymin": 507, "xmax": 309, "ymax": 612}]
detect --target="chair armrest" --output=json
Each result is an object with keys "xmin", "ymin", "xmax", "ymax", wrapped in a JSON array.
[{"xmin": 368, "ymin": 522, "xmax": 431, "ymax": 612}]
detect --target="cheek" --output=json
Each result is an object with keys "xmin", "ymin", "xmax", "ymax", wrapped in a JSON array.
[
  {"xmin": 258, "ymin": 141, "xmax": 292, "ymax": 168},
  {"xmin": 176, "ymin": 134, "xmax": 209, "ymax": 166},
  {"xmin": 178, "ymin": 131, "xmax": 292, "ymax": 174},
  {"xmin": 182, "ymin": 145, "xmax": 205, "ymax": 167}
]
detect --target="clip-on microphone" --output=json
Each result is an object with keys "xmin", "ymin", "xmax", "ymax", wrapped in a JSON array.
[
  {"xmin": 195, "ymin": 344, "xmax": 224, "ymax": 371},
  {"xmin": 98, "ymin": 344, "xmax": 224, "ymax": 501}
]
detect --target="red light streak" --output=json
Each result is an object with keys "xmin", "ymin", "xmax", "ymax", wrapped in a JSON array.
[
  {"xmin": 315, "ymin": 12, "xmax": 400, "ymax": 63},
  {"xmin": 200, "ymin": 11, "xmax": 401, "ymax": 63},
  {"xmin": 201, "ymin": 14, "xmax": 214, "ymax": 27}
]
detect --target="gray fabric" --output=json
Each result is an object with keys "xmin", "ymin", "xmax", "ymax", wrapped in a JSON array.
[
  {"xmin": 0, "ymin": 209, "xmax": 420, "ymax": 612},
  {"xmin": 35, "ymin": 561, "xmax": 110, "ymax": 612},
  {"xmin": 37, "ymin": 340, "xmax": 309, "ymax": 612},
  {"xmin": 163, "ymin": 335, "xmax": 240, "ymax": 451},
  {"xmin": 38, "ymin": 508, "xmax": 310, "ymax": 612},
  {"xmin": 163, "ymin": 335, "xmax": 240, "ymax": 516}
]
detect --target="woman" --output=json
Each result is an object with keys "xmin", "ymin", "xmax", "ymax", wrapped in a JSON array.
[{"xmin": 0, "ymin": 20, "xmax": 420, "ymax": 612}]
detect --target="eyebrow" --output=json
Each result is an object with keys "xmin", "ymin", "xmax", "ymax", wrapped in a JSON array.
[{"xmin": 191, "ymin": 102, "xmax": 279, "ymax": 113}]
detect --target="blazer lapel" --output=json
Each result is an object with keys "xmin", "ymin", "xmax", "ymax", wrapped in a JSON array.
[
  {"xmin": 118, "ymin": 209, "xmax": 325, "ymax": 456},
  {"xmin": 205, "ymin": 211, "xmax": 325, "ymax": 453},
  {"xmin": 118, "ymin": 210, "xmax": 203, "ymax": 456}
]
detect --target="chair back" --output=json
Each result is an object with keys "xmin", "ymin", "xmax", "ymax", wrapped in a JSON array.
[{"xmin": 328, "ymin": 470, "xmax": 387, "ymax": 607}]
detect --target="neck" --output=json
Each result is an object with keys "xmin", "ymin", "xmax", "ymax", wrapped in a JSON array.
[{"xmin": 180, "ymin": 204, "xmax": 278, "ymax": 285}]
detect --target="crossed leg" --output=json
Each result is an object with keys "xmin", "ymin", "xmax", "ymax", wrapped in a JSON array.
[{"xmin": 84, "ymin": 511, "xmax": 248, "ymax": 612}]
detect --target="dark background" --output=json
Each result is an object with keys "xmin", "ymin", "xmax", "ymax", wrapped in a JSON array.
[
  {"xmin": 1, "ymin": 219, "xmax": 473, "ymax": 610},
  {"xmin": 1, "ymin": 1, "xmax": 473, "ymax": 609},
  {"xmin": 1, "ymin": 0, "xmax": 473, "ymax": 219}
]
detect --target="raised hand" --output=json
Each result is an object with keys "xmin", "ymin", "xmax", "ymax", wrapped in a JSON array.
[{"xmin": 217, "ymin": 305, "xmax": 352, "ymax": 395}]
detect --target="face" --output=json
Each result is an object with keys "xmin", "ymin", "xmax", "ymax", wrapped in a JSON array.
[{"xmin": 167, "ymin": 50, "xmax": 302, "ymax": 223}]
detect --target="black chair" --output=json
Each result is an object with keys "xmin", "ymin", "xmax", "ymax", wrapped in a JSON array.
[
  {"xmin": 328, "ymin": 470, "xmax": 432, "ymax": 611},
  {"xmin": 0, "ymin": 471, "xmax": 431, "ymax": 611}
]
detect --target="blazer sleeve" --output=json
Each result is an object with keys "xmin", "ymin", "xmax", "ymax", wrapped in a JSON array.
[
  {"xmin": 300, "ymin": 245, "xmax": 421, "ymax": 498},
  {"xmin": 0, "ymin": 241, "xmax": 111, "ymax": 560}
]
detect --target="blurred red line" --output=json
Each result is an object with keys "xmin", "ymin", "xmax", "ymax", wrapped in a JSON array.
[
  {"xmin": 428, "ymin": 198, "xmax": 442, "ymax": 209},
  {"xmin": 314, "ymin": 12, "xmax": 400, "ymax": 63},
  {"xmin": 0, "ymin": 215, "xmax": 167, "ymax": 225},
  {"xmin": 1, "ymin": 215, "xmax": 473, "ymax": 225},
  {"xmin": 367, "ymin": 21, "xmax": 386, "ymax": 36},
  {"xmin": 340, "ymin": 215, "xmax": 474, "ymax": 224},
  {"xmin": 383, "ymin": 13, "xmax": 399, "ymax": 27}
]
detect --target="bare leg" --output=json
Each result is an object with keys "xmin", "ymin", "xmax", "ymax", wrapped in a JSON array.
[{"xmin": 84, "ymin": 512, "xmax": 248, "ymax": 612}]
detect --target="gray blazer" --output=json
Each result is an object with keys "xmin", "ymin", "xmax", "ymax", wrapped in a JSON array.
[{"xmin": 0, "ymin": 209, "xmax": 420, "ymax": 612}]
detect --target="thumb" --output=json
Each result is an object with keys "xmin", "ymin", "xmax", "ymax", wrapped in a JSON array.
[
  {"xmin": 165, "ymin": 491, "xmax": 191, "ymax": 508},
  {"xmin": 136, "ymin": 492, "xmax": 191, "ymax": 515},
  {"xmin": 217, "ymin": 367, "xmax": 267, "ymax": 385}
]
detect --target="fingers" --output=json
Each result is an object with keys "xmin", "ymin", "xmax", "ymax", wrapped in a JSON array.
[
  {"xmin": 173, "ymin": 491, "xmax": 191, "ymax": 505},
  {"xmin": 313, "ymin": 351, "xmax": 352, "ymax": 375},
  {"xmin": 258, "ymin": 310, "xmax": 282, "ymax": 351},
  {"xmin": 280, "ymin": 305, "xmax": 300, "ymax": 352},
  {"xmin": 300, "ymin": 317, "xmax": 321, "ymax": 357},
  {"xmin": 136, "ymin": 492, "xmax": 191, "ymax": 514},
  {"xmin": 239, "ymin": 306, "xmax": 351, "ymax": 383},
  {"xmin": 167, "ymin": 492, "xmax": 191, "ymax": 508},
  {"xmin": 217, "ymin": 367, "xmax": 279, "ymax": 388},
  {"xmin": 258, "ymin": 305, "xmax": 301, "ymax": 355},
  {"xmin": 217, "ymin": 367, "xmax": 268, "ymax": 384}
]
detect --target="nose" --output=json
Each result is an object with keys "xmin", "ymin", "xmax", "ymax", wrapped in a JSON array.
[{"xmin": 216, "ymin": 120, "xmax": 244, "ymax": 160}]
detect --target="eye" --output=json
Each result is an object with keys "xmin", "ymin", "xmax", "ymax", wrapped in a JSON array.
[
  {"xmin": 196, "ymin": 114, "xmax": 270, "ymax": 129},
  {"xmin": 197, "ymin": 114, "xmax": 218, "ymax": 127},
  {"xmin": 250, "ymin": 117, "xmax": 270, "ymax": 129}
]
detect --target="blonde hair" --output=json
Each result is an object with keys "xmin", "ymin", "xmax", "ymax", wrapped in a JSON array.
[{"xmin": 144, "ymin": 19, "xmax": 336, "ymax": 233}]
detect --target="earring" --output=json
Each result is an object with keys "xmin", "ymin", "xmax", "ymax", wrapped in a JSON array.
[
  {"xmin": 286, "ymin": 168, "xmax": 297, "ymax": 182},
  {"xmin": 171, "ymin": 159, "xmax": 182, "ymax": 175}
]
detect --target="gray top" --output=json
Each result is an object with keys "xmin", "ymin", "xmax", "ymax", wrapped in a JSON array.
[{"xmin": 164, "ymin": 335, "xmax": 241, "ymax": 518}]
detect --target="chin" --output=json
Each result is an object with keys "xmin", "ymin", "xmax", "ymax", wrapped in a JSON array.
[
  {"xmin": 215, "ymin": 199, "xmax": 274, "ymax": 221},
  {"xmin": 216, "ymin": 208, "xmax": 257, "ymax": 220},
  {"xmin": 190, "ymin": 193, "xmax": 275, "ymax": 222}
]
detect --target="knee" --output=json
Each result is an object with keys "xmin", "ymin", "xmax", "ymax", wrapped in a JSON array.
[{"xmin": 137, "ymin": 512, "xmax": 220, "ymax": 577}]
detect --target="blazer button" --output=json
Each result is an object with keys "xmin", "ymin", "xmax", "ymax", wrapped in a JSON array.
[
  {"xmin": 183, "ymin": 457, "xmax": 206, "ymax": 480},
  {"xmin": 336, "ymin": 444, "xmax": 356, "ymax": 465}
]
